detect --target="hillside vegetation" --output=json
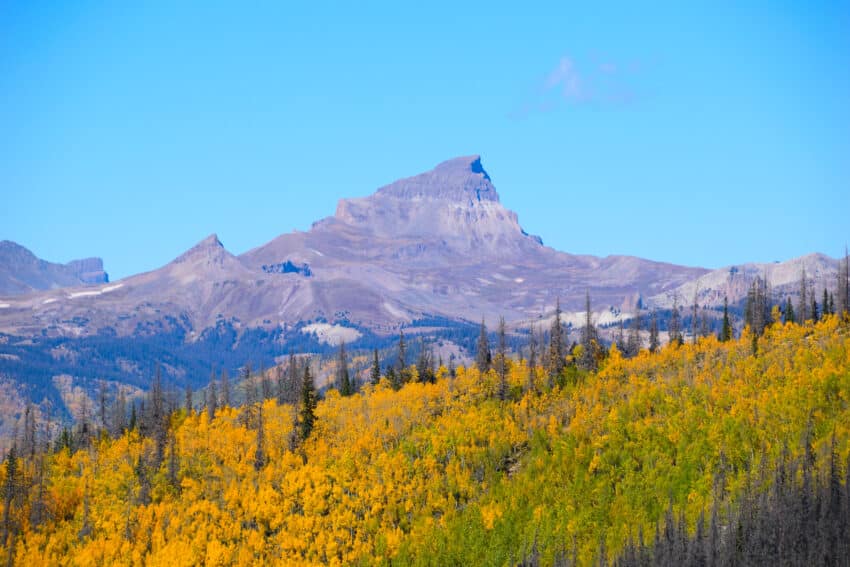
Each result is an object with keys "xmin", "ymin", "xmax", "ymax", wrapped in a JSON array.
[{"xmin": 1, "ymin": 316, "xmax": 849, "ymax": 566}]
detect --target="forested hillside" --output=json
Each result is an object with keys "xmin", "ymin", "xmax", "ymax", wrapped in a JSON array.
[{"xmin": 1, "ymin": 315, "xmax": 849, "ymax": 566}]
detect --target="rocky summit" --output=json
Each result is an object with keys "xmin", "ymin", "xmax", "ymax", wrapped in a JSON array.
[{"xmin": 0, "ymin": 156, "xmax": 840, "ymax": 340}]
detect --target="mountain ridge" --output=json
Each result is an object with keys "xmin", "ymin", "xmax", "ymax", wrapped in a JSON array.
[{"xmin": 0, "ymin": 156, "xmax": 839, "ymax": 340}]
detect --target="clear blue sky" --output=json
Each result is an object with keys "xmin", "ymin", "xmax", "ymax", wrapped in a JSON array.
[{"xmin": 2, "ymin": 1, "xmax": 848, "ymax": 279}]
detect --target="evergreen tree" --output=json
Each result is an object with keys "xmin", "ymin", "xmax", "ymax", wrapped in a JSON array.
[
  {"xmin": 415, "ymin": 340, "xmax": 435, "ymax": 384},
  {"xmin": 812, "ymin": 297, "xmax": 819, "ymax": 322},
  {"xmin": 785, "ymin": 297, "xmax": 796, "ymax": 324},
  {"xmin": 260, "ymin": 361, "xmax": 272, "ymax": 401},
  {"xmin": 579, "ymin": 291, "xmax": 598, "ymax": 371},
  {"xmin": 275, "ymin": 365, "xmax": 286, "ymax": 405},
  {"xmin": 207, "ymin": 369, "xmax": 218, "ymax": 421},
  {"xmin": 2, "ymin": 445, "xmax": 19, "ymax": 548},
  {"xmin": 823, "ymin": 288, "xmax": 831, "ymax": 316},
  {"xmin": 299, "ymin": 363, "xmax": 317, "ymax": 442},
  {"xmin": 184, "ymin": 384, "xmax": 193, "ymax": 415},
  {"xmin": 799, "ymin": 267, "xmax": 809, "ymax": 322},
  {"xmin": 616, "ymin": 319, "xmax": 626, "ymax": 353},
  {"xmin": 476, "ymin": 318, "xmax": 491, "ymax": 373},
  {"xmin": 220, "ymin": 369, "xmax": 231, "ymax": 408},
  {"xmin": 285, "ymin": 353, "xmax": 300, "ymax": 405},
  {"xmin": 548, "ymin": 298, "xmax": 566, "ymax": 379},
  {"xmin": 838, "ymin": 245, "xmax": 850, "ymax": 316},
  {"xmin": 626, "ymin": 310, "xmax": 641, "ymax": 357},
  {"xmin": 396, "ymin": 330, "xmax": 408, "ymax": 383},
  {"xmin": 669, "ymin": 296, "xmax": 683, "ymax": 346},
  {"xmin": 649, "ymin": 309, "xmax": 660, "ymax": 353},
  {"xmin": 254, "ymin": 402, "xmax": 266, "ymax": 471},
  {"xmin": 496, "ymin": 316, "xmax": 508, "ymax": 400},
  {"xmin": 719, "ymin": 296, "xmax": 733, "ymax": 342},
  {"xmin": 527, "ymin": 324, "xmax": 539, "ymax": 393},
  {"xmin": 337, "ymin": 341, "xmax": 352, "ymax": 396},
  {"xmin": 370, "ymin": 349, "xmax": 381, "ymax": 386}
]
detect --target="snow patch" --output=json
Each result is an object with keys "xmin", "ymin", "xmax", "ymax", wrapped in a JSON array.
[
  {"xmin": 514, "ymin": 278, "xmax": 525, "ymax": 283},
  {"xmin": 67, "ymin": 283, "xmax": 125, "ymax": 299},
  {"xmin": 382, "ymin": 301, "xmax": 408, "ymax": 320},
  {"xmin": 301, "ymin": 323, "xmax": 362, "ymax": 346},
  {"xmin": 309, "ymin": 248, "xmax": 325, "ymax": 257},
  {"xmin": 0, "ymin": 303, "xmax": 9, "ymax": 309},
  {"xmin": 42, "ymin": 298, "xmax": 58, "ymax": 305},
  {"xmin": 68, "ymin": 290, "xmax": 101, "ymax": 298}
]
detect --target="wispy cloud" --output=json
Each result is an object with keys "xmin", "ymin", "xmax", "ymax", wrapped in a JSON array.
[{"xmin": 510, "ymin": 55, "xmax": 638, "ymax": 119}]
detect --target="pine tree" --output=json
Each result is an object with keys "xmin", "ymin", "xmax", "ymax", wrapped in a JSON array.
[
  {"xmin": 496, "ymin": 316, "xmax": 508, "ymax": 400},
  {"xmin": 2, "ymin": 445, "xmax": 18, "ymax": 548},
  {"xmin": 669, "ymin": 296, "xmax": 683, "ymax": 346},
  {"xmin": 396, "ymin": 330, "xmax": 408, "ymax": 383},
  {"xmin": 275, "ymin": 365, "xmax": 286, "ymax": 405},
  {"xmin": 415, "ymin": 340, "xmax": 434, "ymax": 384},
  {"xmin": 220, "ymin": 369, "xmax": 231, "ymax": 408},
  {"xmin": 548, "ymin": 298, "xmax": 566, "ymax": 379},
  {"xmin": 838, "ymin": 245, "xmax": 850, "ymax": 316},
  {"xmin": 207, "ymin": 371, "xmax": 218, "ymax": 421},
  {"xmin": 299, "ymin": 363, "xmax": 317, "ymax": 442},
  {"xmin": 254, "ymin": 402, "xmax": 266, "ymax": 471},
  {"xmin": 184, "ymin": 384, "xmax": 193, "ymax": 415},
  {"xmin": 799, "ymin": 268, "xmax": 809, "ymax": 322},
  {"xmin": 370, "ymin": 349, "xmax": 381, "ymax": 386},
  {"xmin": 149, "ymin": 364, "xmax": 167, "ymax": 468},
  {"xmin": 338, "ymin": 341, "xmax": 352, "ymax": 396},
  {"xmin": 476, "ymin": 318, "xmax": 491, "ymax": 373},
  {"xmin": 579, "ymin": 291, "xmax": 598, "ymax": 371},
  {"xmin": 260, "ymin": 361, "xmax": 272, "ymax": 401},
  {"xmin": 823, "ymin": 288, "xmax": 830, "ymax": 316},
  {"xmin": 691, "ymin": 289, "xmax": 700, "ymax": 345},
  {"xmin": 785, "ymin": 297, "xmax": 796, "ymax": 324},
  {"xmin": 626, "ymin": 310, "xmax": 641, "ymax": 357},
  {"xmin": 719, "ymin": 296, "xmax": 733, "ymax": 342},
  {"xmin": 649, "ymin": 309, "xmax": 660, "ymax": 353},
  {"xmin": 811, "ymin": 297, "xmax": 819, "ymax": 322},
  {"xmin": 286, "ymin": 353, "xmax": 300, "ymax": 405},
  {"xmin": 527, "ymin": 324, "xmax": 538, "ymax": 393}
]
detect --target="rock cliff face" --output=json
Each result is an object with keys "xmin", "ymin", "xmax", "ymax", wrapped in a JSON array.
[
  {"xmin": 2, "ymin": 155, "xmax": 835, "ymax": 341},
  {"xmin": 0, "ymin": 241, "xmax": 107, "ymax": 295}
]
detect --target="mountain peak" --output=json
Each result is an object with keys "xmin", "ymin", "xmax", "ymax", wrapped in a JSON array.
[
  {"xmin": 373, "ymin": 154, "xmax": 498, "ymax": 203},
  {"xmin": 172, "ymin": 234, "xmax": 228, "ymax": 265}
]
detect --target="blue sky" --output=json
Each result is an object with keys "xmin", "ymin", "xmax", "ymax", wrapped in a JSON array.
[{"xmin": 1, "ymin": 1, "xmax": 848, "ymax": 279}]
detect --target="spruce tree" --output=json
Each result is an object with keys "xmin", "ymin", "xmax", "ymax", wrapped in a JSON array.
[
  {"xmin": 548, "ymin": 298, "xmax": 566, "ymax": 379},
  {"xmin": 220, "ymin": 369, "xmax": 231, "ymax": 408},
  {"xmin": 337, "ymin": 341, "xmax": 352, "ymax": 396},
  {"xmin": 785, "ymin": 297, "xmax": 796, "ymax": 324},
  {"xmin": 823, "ymin": 288, "xmax": 830, "ymax": 316},
  {"xmin": 579, "ymin": 291, "xmax": 598, "ymax": 371},
  {"xmin": 799, "ymin": 267, "xmax": 809, "ymax": 322},
  {"xmin": 719, "ymin": 296, "xmax": 733, "ymax": 342},
  {"xmin": 649, "ymin": 309, "xmax": 660, "ymax": 353},
  {"xmin": 370, "ymin": 349, "xmax": 381, "ymax": 386},
  {"xmin": 669, "ymin": 296, "xmax": 683, "ymax": 346},
  {"xmin": 254, "ymin": 402, "xmax": 266, "ymax": 471},
  {"xmin": 299, "ymin": 363, "xmax": 317, "ymax": 441},
  {"xmin": 396, "ymin": 330, "xmax": 408, "ymax": 383},
  {"xmin": 207, "ymin": 370, "xmax": 218, "ymax": 420},
  {"xmin": 496, "ymin": 316, "xmax": 508, "ymax": 400},
  {"xmin": 527, "ymin": 324, "xmax": 538, "ymax": 392},
  {"xmin": 626, "ymin": 310, "xmax": 641, "ymax": 357},
  {"xmin": 476, "ymin": 318, "xmax": 491, "ymax": 373}
]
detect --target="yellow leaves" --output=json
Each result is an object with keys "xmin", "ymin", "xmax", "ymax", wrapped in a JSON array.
[
  {"xmin": 480, "ymin": 502, "xmax": 503, "ymax": 530},
  {"xmin": 9, "ymin": 317, "xmax": 850, "ymax": 566}
]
